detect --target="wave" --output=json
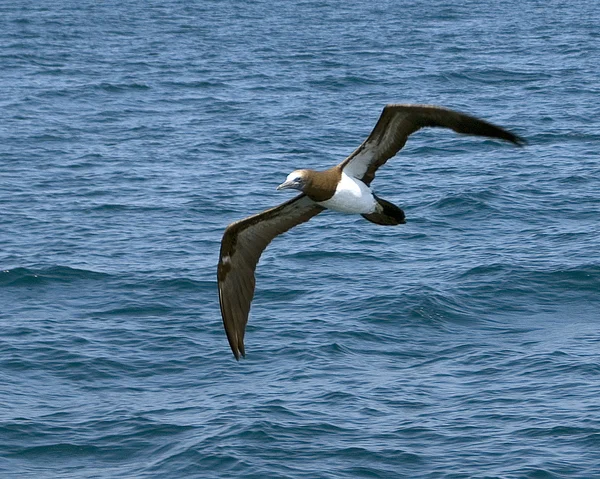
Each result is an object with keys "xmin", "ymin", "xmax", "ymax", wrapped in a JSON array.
[
  {"xmin": 0, "ymin": 265, "xmax": 214, "ymax": 291},
  {"xmin": 0, "ymin": 266, "xmax": 110, "ymax": 287},
  {"xmin": 455, "ymin": 263, "xmax": 600, "ymax": 316},
  {"xmin": 94, "ymin": 82, "xmax": 151, "ymax": 93},
  {"xmin": 443, "ymin": 68, "xmax": 552, "ymax": 84},
  {"xmin": 459, "ymin": 263, "xmax": 600, "ymax": 292},
  {"xmin": 430, "ymin": 191, "xmax": 502, "ymax": 216}
]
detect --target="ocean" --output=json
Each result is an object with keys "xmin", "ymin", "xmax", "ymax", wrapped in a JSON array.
[{"xmin": 1, "ymin": 0, "xmax": 599, "ymax": 477}]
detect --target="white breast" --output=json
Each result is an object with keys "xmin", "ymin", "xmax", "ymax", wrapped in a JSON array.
[{"xmin": 316, "ymin": 172, "xmax": 377, "ymax": 214}]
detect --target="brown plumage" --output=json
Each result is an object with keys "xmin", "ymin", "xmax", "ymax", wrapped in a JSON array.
[
  {"xmin": 340, "ymin": 104, "xmax": 525, "ymax": 185},
  {"xmin": 218, "ymin": 195, "xmax": 324, "ymax": 359},
  {"xmin": 217, "ymin": 104, "xmax": 525, "ymax": 359}
]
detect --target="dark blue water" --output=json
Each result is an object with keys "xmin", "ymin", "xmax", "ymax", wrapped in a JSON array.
[{"xmin": 2, "ymin": 1, "xmax": 600, "ymax": 477}]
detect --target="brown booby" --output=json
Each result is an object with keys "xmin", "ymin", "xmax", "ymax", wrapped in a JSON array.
[{"xmin": 217, "ymin": 104, "xmax": 525, "ymax": 359}]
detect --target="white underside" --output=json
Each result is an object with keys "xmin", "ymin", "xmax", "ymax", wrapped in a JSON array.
[{"xmin": 316, "ymin": 172, "xmax": 377, "ymax": 214}]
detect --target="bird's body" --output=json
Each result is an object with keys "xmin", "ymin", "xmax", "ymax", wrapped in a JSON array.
[
  {"xmin": 316, "ymin": 171, "xmax": 377, "ymax": 214},
  {"xmin": 217, "ymin": 104, "xmax": 525, "ymax": 359}
]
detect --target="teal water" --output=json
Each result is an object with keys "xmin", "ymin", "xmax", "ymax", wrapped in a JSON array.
[{"xmin": 1, "ymin": 1, "xmax": 600, "ymax": 477}]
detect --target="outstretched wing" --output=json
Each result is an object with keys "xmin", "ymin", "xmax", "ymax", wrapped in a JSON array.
[
  {"xmin": 339, "ymin": 104, "xmax": 526, "ymax": 185},
  {"xmin": 217, "ymin": 194, "xmax": 324, "ymax": 360}
]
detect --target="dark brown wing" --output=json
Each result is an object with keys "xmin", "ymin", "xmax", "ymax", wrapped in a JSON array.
[
  {"xmin": 339, "ymin": 104, "xmax": 526, "ymax": 185},
  {"xmin": 217, "ymin": 194, "xmax": 324, "ymax": 360}
]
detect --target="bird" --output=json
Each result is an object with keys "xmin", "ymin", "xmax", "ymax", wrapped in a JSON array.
[{"xmin": 217, "ymin": 104, "xmax": 525, "ymax": 359}]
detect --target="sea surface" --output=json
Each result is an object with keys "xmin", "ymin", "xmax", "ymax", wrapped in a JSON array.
[{"xmin": 1, "ymin": 1, "xmax": 600, "ymax": 478}]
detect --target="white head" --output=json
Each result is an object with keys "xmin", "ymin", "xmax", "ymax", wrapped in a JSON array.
[{"xmin": 276, "ymin": 169, "xmax": 308, "ymax": 192}]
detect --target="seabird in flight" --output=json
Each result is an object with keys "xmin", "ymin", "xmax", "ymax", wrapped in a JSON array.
[{"xmin": 217, "ymin": 104, "xmax": 525, "ymax": 359}]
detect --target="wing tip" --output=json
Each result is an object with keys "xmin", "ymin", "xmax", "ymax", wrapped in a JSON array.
[
  {"xmin": 512, "ymin": 134, "xmax": 527, "ymax": 147},
  {"xmin": 232, "ymin": 350, "xmax": 241, "ymax": 361},
  {"xmin": 225, "ymin": 331, "xmax": 246, "ymax": 361},
  {"xmin": 231, "ymin": 346, "xmax": 245, "ymax": 361},
  {"xmin": 225, "ymin": 326, "xmax": 246, "ymax": 361},
  {"xmin": 497, "ymin": 129, "xmax": 526, "ymax": 147}
]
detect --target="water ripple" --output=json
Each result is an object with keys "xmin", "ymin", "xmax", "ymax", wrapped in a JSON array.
[{"xmin": 2, "ymin": 0, "xmax": 600, "ymax": 478}]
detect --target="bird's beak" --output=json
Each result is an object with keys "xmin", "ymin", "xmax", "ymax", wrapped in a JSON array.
[{"xmin": 276, "ymin": 180, "xmax": 296, "ymax": 191}]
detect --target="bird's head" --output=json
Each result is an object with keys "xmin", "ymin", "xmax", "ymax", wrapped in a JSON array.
[{"xmin": 276, "ymin": 169, "xmax": 310, "ymax": 192}]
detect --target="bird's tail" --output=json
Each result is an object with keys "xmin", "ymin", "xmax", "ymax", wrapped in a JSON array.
[{"xmin": 361, "ymin": 196, "xmax": 406, "ymax": 226}]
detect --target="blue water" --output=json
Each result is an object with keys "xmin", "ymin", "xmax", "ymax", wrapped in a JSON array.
[{"xmin": 2, "ymin": 0, "xmax": 600, "ymax": 477}]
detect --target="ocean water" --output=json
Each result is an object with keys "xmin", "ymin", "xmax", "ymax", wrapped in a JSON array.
[{"xmin": 1, "ymin": 0, "xmax": 600, "ymax": 477}]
